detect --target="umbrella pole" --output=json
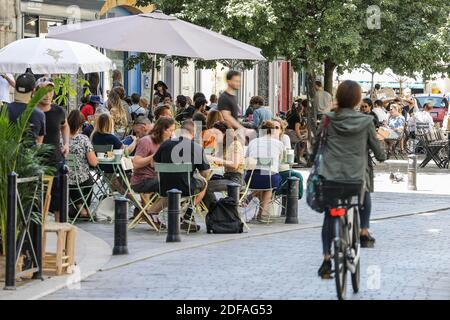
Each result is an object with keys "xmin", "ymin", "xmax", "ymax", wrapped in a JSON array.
[{"xmin": 149, "ymin": 53, "xmax": 157, "ymax": 103}]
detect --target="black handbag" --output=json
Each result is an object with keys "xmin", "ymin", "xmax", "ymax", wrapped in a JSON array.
[{"xmin": 306, "ymin": 116, "xmax": 330, "ymax": 213}]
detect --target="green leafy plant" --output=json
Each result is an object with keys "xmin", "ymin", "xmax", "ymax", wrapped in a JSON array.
[
  {"xmin": 53, "ymin": 75, "xmax": 90, "ymax": 109},
  {"xmin": 0, "ymin": 88, "xmax": 55, "ymax": 253}
]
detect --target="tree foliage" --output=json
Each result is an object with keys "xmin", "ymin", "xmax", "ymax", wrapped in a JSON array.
[{"xmin": 133, "ymin": 0, "xmax": 449, "ymax": 82}]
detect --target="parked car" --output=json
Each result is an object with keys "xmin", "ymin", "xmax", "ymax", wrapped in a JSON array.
[{"xmin": 414, "ymin": 94, "xmax": 449, "ymax": 123}]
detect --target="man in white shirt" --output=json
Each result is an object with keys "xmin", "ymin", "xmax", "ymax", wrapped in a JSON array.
[
  {"xmin": 372, "ymin": 99, "xmax": 388, "ymax": 125},
  {"xmin": 0, "ymin": 73, "xmax": 15, "ymax": 104},
  {"xmin": 408, "ymin": 103, "xmax": 434, "ymax": 133},
  {"xmin": 313, "ymin": 81, "xmax": 332, "ymax": 120}
]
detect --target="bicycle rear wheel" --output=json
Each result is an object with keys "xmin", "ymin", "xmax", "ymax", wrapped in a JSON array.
[
  {"xmin": 333, "ymin": 217, "xmax": 347, "ymax": 300},
  {"xmin": 351, "ymin": 207, "xmax": 361, "ymax": 293}
]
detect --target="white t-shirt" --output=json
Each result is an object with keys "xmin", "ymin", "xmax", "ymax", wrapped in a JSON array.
[
  {"xmin": 281, "ymin": 134, "xmax": 291, "ymax": 149},
  {"xmin": 0, "ymin": 74, "xmax": 13, "ymax": 103},
  {"xmin": 246, "ymin": 136, "xmax": 284, "ymax": 173},
  {"xmin": 408, "ymin": 111, "xmax": 434, "ymax": 132},
  {"xmin": 372, "ymin": 107, "xmax": 388, "ymax": 123}
]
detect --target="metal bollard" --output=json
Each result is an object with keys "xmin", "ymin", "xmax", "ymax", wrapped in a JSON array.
[
  {"xmin": 280, "ymin": 196, "xmax": 287, "ymax": 217},
  {"xmin": 227, "ymin": 183, "xmax": 241, "ymax": 206},
  {"xmin": 166, "ymin": 189, "xmax": 182, "ymax": 243},
  {"xmin": 4, "ymin": 172, "xmax": 18, "ymax": 290},
  {"xmin": 113, "ymin": 197, "xmax": 129, "ymax": 255},
  {"xmin": 285, "ymin": 177, "xmax": 299, "ymax": 224},
  {"xmin": 407, "ymin": 154, "xmax": 417, "ymax": 191},
  {"xmin": 59, "ymin": 165, "xmax": 69, "ymax": 223}
]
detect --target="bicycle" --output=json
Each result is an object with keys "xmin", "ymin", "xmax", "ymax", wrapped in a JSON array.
[{"xmin": 322, "ymin": 181, "xmax": 363, "ymax": 300}]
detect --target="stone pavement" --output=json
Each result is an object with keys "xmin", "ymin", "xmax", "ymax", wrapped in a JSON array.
[
  {"xmin": 42, "ymin": 209, "xmax": 450, "ymax": 300},
  {"xmin": 2, "ymin": 164, "xmax": 449, "ymax": 300}
]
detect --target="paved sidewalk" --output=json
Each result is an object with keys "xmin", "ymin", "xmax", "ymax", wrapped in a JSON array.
[{"xmin": 0, "ymin": 226, "xmax": 110, "ymax": 300}]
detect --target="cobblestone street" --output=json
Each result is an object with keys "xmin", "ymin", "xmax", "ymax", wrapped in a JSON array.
[{"xmin": 43, "ymin": 207, "xmax": 450, "ymax": 300}]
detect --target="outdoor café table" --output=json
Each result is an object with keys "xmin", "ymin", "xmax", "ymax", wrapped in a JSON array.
[{"xmin": 95, "ymin": 156, "xmax": 134, "ymax": 199}]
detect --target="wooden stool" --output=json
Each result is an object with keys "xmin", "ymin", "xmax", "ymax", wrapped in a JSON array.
[
  {"xmin": 42, "ymin": 176, "xmax": 77, "ymax": 275},
  {"xmin": 43, "ymin": 222, "xmax": 76, "ymax": 275}
]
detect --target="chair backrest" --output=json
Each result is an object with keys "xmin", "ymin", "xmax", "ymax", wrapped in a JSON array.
[
  {"xmin": 154, "ymin": 162, "xmax": 193, "ymax": 197},
  {"xmin": 154, "ymin": 162, "xmax": 193, "ymax": 173},
  {"xmin": 42, "ymin": 175, "xmax": 54, "ymax": 225},
  {"xmin": 256, "ymin": 157, "xmax": 273, "ymax": 169},
  {"xmin": 93, "ymin": 144, "xmax": 113, "ymax": 153}
]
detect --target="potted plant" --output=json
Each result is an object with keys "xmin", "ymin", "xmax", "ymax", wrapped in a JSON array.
[{"xmin": 0, "ymin": 88, "xmax": 54, "ymax": 255}]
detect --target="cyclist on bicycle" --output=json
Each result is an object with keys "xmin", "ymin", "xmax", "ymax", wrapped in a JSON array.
[{"xmin": 311, "ymin": 80, "xmax": 386, "ymax": 279}]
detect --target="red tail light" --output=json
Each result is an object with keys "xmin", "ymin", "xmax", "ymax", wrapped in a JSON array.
[{"xmin": 330, "ymin": 208, "xmax": 346, "ymax": 217}]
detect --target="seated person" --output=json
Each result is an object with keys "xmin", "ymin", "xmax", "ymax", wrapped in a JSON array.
[
  {"xmin": 80, "ymin": 95, "xmax": 102, "ymax": 121},
  {"xmin": 148, "ymin": 120, "xmax": 211, "ymax": 231},
  {"xmin": 285, "ymin": 100, "xmax": 308, "ymax": 165},
  {"xmin": 408, "ymin": 102, "xmax": 434, "ymax": 134},
  {"xmin": 378, "ymin": 104, "xmax": 405, "ymax": 140},
  {"xmin": 91, "ymin": 113, "xmax": 138, "ymax": 193},
  {"xmin": 154, "ymin": 105, "xmax": 173, "ymax": 121},
  {"xmin": 122, "ymin": 116, "xmax": 154, "ymax": 151},
  {"xmin": 68, "ymin": 110, "xmax": 98, "ymax": 219},
  {"xmin": 131, "ymin": 116, "xmax": 176, "ymax": 194},
  {"xmin": 272, "ymin": 118, "xmax": 303, "ymax": 199},
  {"xmin": 245, "ymin": 121, "xmax": 284, "ymax": 223},
  {"xmin": 203, "ymin": 130, "xmax": 245, "ymax": 208},
  {"xmin": 251, "ymin": 96, "xmax": 272, "ymax": 129},
  {"xmin": 202, "ymin": 110, "xmax": 225, "ymax": 150}
]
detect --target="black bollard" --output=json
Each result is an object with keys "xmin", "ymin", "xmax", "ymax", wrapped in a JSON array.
[
  {"xmin": 113, "ymin": 197, "xmax": 129, "ymax": 255},
  {"xmin": 166, "ymin": 189, "xmax": 182, "ymax": 243},
  {"xmin": 59, "ymin": 165, "xmax": 69, "ymax": 223},
  {"xmin": 227, "ymin": 183, "xmax": 241, "ymax": 206},
  {"xmin": 285, "ymin": 177, "xmax": 299, "ymax": 224},
  {"xmin": 281, "ymin": 196, "xmax": 287, "ymax": 217},
  {"xmin": 4, "ymin": 172, "xmax": 17, "ymax": 290}
]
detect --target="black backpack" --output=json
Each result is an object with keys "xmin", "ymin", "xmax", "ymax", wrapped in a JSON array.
[{"xmin": 206, "ymin": 197, "xmax": 243, "ymax": 234}]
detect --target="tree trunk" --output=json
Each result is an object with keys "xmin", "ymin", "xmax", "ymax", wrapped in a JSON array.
[
  {"xmin": 305, "ymin": 69, "xmax": 317, "ymax": 141},
  {"xmin": 323, "ymin": 60, "xmax": 336, "ymax": 94}
]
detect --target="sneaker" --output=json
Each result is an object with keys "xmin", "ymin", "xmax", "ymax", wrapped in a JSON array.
[
  {"xmin": 360, "ymin": 233, "xmax": 376, "ymax": 248},
  {"xmin": 318, "ymin": 259, "xmax": 333, "ymax": 279},
  {"xmin": 180, "ymin": 221, "xmax": 200, "ymax": 232}
]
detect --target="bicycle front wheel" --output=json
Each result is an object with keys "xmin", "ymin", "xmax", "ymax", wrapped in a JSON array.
[{"xmin": 333, "ymin": 217, "xmax": 347, "ymax": 300}]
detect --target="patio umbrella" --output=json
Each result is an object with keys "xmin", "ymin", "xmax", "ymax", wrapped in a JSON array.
[
  {"xmin": 47, "ymin": 11, "xmax": 266, "ymax": 61},
  {"xmin": 0, "ymin": 38, "xmax": 114, "ymax": 74}
]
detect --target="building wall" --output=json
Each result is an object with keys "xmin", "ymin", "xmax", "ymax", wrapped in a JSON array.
[{"xmin": 0, "ymin": 0, "xmax": 18, "ymax": 48}]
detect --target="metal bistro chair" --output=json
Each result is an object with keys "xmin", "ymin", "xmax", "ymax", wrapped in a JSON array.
[
  {"xmin": 244, "ymin": 157, "xmax": 281, "ymax": 224},
  {"xmin": 154, "ymin": 162, "xmax": 208, "ymax": 234},
  {"xmin": 66, "ymin": 154, "xmax": 96, "ymax": 224},
  {"xmin": 90, "ymin": 144, "xmax": 114, "ymax": 202}
]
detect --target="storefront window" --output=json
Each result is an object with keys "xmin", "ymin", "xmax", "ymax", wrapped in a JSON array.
[
  {"xmin": 181, "ymin": 61, "xmax": 196, "ymax": 99},
  {"xmin": 39, "ymin": 19, "xmax": 64, "ymax": 38},
  {"xmin": 24, "ymin": 15, "xmax": 39, "ymax": 38}
]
